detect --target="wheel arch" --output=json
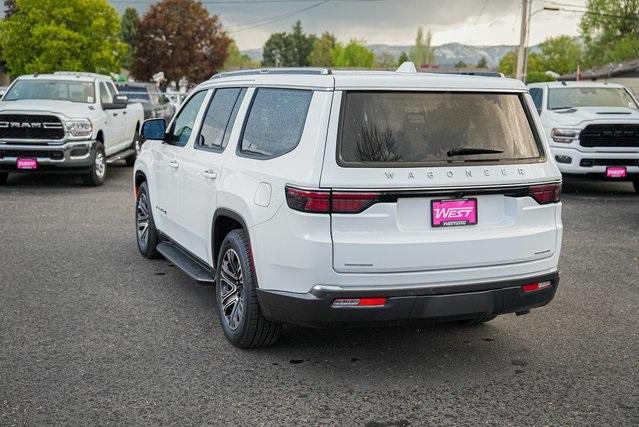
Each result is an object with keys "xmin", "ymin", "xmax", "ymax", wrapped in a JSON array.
[{"xmin": 212, "ymin": 208, "xmax": 250, "ymax": 266}]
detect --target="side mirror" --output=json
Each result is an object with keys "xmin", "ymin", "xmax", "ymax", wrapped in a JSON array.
[
  {"xmin": 103, "ymin": 95, "xmax": 128, "ymax": 110},
  {"xmin": 141, "ymin": 118, "xmax": 166, "ymax": 141}
]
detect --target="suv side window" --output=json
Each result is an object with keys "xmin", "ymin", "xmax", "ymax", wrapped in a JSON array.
[
  {"xmin": 167, "ymin": 91, "xmax": 207, "ymax": 147},
  {"xmin": 530, "ymin": 88, "xmax": 543, "ymax": 112},
  {"xmin": 239, "ymin": 88, "xmax": 312, "ymax": 158},
  {"xmin": 99, "ymin": 82, "xmax": 113, "ymax": 104},
  {"xmin": 196, "ymin": 87, "xmax": 246, "ymax": 151}
]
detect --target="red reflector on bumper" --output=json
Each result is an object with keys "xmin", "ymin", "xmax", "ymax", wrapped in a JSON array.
[
  {"xmin": 522, "ymin": 281, "xmax": 552, "ymax": 293},
  {"xmin": 333, "ymin": 297, "xmax": 387, "ymax": 307}
]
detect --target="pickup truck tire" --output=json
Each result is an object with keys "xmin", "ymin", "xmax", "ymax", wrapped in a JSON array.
[
  {"xmin": 0, "ymin": 173, "xmax": 7, "ymax": 185},
  {"xmin": 82, "ymin": 143, "xmax": 106, "ymax": 186},
  {"xmin": 633, "ymin": 179, "xmax": 639, "ymax": 193},
  {"xmin": 136, "ymin": 182, "xmax": 160, "ymax": 259},
  {"xmin": 125, "ymin": 126, "xmax": 140, "ymax": 167},
  {"xmin": 216, "ymin": 229, "xmax": 281, "ymax": 348}
]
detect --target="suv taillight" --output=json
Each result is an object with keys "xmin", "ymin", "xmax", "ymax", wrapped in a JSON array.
[
  {"xmin": 529, "ymin": 183, "xmax": 561, "ymax": 204},
  {"xmin": 285, "ymin": 186, "xmax": 381, "ymax": 214}
]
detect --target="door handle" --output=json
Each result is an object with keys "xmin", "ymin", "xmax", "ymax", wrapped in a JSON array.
[
  {"xmin": 168, "ymin": 160, "xmax": 179, "ymax": 169},
  {"xmin": 123, "ymin": 111, "xmax": 127, "ymax": 115},
  {"xmin": 202, "ymin": 169, "xmax": 217, "ymax": 180}
]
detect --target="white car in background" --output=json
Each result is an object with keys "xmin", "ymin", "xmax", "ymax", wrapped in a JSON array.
[
  {"xmin": 528, "ymin": 81, "xmax": 639, "ymax": 192},
  {"xmin": 134, "ymin": 66, "xmax": 563, "ymax": 348},
  {"xmin": 0, "ymin": 72, "xmax": 144, "ymax": 185}
]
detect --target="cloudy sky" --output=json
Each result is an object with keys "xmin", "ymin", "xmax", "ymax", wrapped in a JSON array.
[{"xmin": 108, "ymin": 0, "xmax": 588, "ymax": 50}]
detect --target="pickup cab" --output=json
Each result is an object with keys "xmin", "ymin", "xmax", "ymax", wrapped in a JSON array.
[
  {"xmin": 0, "ymin": 72, "xmax": 145, "ymax": 185},
  {"xmin": 528, "ymin": 81, "xmax": 639, "ymax": 192}
]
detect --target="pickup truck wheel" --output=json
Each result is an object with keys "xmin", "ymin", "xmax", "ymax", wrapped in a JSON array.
[
  {"xmin": 136, "ymin": 182, "xmax": 160, "ymax": 259},
  {"xmin": 0, "ymin": 173, "xmax": 8, "ymax": 185},
  {"xmin": 82, "ymin": 143, "xmax": 106, "ymax": 186},
  {"xmin": 216, "ymin": 229, "xmax": 281, "ymax": 348},
  {"xmin": 457, "ymin": 314, "xmax": 497, "ymax": 326},
  {"xmin": 633, "ymin": 179, "xmax": 639, "ymax": 193}
]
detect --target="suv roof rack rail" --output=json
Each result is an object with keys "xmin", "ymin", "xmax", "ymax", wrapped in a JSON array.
[
  {"xmin": 433, "ymin": 71, "xmax": 505, "ymax": 78},
  {"xmin": 211, "ymin": 67, "xmax": 332, "ymax": 79},
  {"xmin": 53, "ymin": 71, "xmax": 112, "ymax": 79}
]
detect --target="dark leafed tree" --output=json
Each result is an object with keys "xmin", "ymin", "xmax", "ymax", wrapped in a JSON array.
[
  {"xmin": 133, "ymin": 0, "xmax": 231, "ymax": 84},
  {"xmin": 262, "ymin": 21, "xmax": 315, "ymax": 67},
  {"xmin": 397, "ymin": 52, "xmax": 409, "ymax": 66},
  {"xmin": 4, "ymin": 0, "xmax": 18, "ymax": 17},
  {"xmin": 120, "ymin": 7, "xmax": 140, "ymax": 70},
  {"xmin": 476, "ymin": 57, "xmax": 487, "ymax": 68}
]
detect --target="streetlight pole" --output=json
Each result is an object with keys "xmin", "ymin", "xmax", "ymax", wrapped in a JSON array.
[
  {"xmin": 515, "ymin": 0, "xmax": 530, "ymax": 81},
  {"xmin": 517, "ymin": 4, "xmax": 561, "ymax": 82}
]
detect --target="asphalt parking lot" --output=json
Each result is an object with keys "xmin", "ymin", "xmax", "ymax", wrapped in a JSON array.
[{"xmin": 1, "ymin": 165, "xmax": 637, "ymax": 425}]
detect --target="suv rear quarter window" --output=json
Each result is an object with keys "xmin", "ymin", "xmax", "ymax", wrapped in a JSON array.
[{"xmin": 239, "ymin": 88, "xmax": 313, "ymax": 159}]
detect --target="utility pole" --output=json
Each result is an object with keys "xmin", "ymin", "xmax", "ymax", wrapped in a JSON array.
[{"xmin": 516, "ymin": 0, "xmax": 530, "ymax": 82}]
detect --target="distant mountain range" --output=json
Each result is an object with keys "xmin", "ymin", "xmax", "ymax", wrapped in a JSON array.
[{"xmin": 242, "ymin": 42, "xmax": 540, "ymax": 68}]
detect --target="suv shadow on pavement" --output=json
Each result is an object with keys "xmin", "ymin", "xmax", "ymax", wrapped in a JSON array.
[{"xmin": 562, "ymin": 177, "xmax": 638, "ymax": 196}]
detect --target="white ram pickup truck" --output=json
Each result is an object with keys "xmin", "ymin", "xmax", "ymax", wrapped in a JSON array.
[
  {"xmin": 528, "ymin": 81, "xmax": 639, "ymax": 192},
  {"xmin": 0, "ymin": 72, "xmax": 144, "ymax": 185}
]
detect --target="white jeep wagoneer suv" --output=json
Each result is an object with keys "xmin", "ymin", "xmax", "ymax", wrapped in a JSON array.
[{"xmin": 133, "ymin": 66, "xmax": 563, "ymax": 348}]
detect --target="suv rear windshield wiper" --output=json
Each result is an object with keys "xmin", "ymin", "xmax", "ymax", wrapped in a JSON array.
[{"xmin": 447, "ymin": 147, "xmax": 504, "ymax": 157}]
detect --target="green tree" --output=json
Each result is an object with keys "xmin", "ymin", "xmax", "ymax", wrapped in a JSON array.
[
  {"xmin": 499, "ymin": 50, "xmax": 552, "ymax": 83},
  {"xmin": 454, "ymin": 60, "xmax": 468, "ymax": 68},
  {"xmin": 409, "ymin": 27, "xmax": 436, "ymax": 66},
  {"xmin": 375, "ymin": 52, "xmax": 397, "ymax": 69},
  {"xmin": 538, "ymin": 35, "xmax": 581, "ymax": 75},
  {"xmin": 308, "ymin": 32, "xmax": 337, "ymax": 66},
  {"xmin": 134, "ymin": 0, "xmax": 230, "ymax": 84},
  {"xmin": 0, "ymin": 0, "xmax": 126, "ymax": 76},
  {"xmin": 397, "ymin": 51, "xmax": 409, "ymax": 66},
  {"xmin": 262, "ymin": 21, "xmax": 315, "ymax": 67},
  {"xmin": 262, "ymin": 32, "xmax": 290, "ymax": 67},
  {"xmin": 331, "ymin": 39, "xmax": 374, "ymax": 68},
  {"xmin": 476, "ymin": 57, "xmax": 487, "ymax": 68},
  {"xmin": 580, "ymin": 0, "xmax": 639, "ymax": 66},
  {"xmin": 223, "ymin": 41, "xmax": 259, "ymax": 70},
  {"xmin": 120, "ymin": 7, "xmax": 139, "ymax": 70}
]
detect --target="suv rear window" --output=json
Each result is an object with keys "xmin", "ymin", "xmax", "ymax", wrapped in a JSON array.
[{"xmin": 338, "ymin": 91, "xmax": 542, "ymax": 167}]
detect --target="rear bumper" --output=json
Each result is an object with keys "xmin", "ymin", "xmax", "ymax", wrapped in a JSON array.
[
  {"xmin": 0, "ymin": 140, "xmax": 97, "ymax": 172},
  {"xmin": 257, "ymin": 272, "xmax": 559, "ymax": 327}
]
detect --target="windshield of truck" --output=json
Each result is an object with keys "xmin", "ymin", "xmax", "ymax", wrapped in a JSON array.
[
  {"xmin": 118, "ymin": 85, "xmax": 151, "ymax": 102},
  {"xmin": 3, "ymin": 79, "xmax": 96, "ymax": 103},
  {"xmin": 548, "ymin": 87, "xmax": 638, "ymax": 110},
  {"xmin": 339, "ymin": 91, "xmax": 542, "ymax": 166}
]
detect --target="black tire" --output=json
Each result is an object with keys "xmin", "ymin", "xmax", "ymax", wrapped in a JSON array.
[
  {"xmin": 0, "ymin": 173, "xmax": 8, "ymax": 185},
  {"xmin": 457, "ymin": 314, "xmax": 498, "ymax": 326},
  {"xmin": 633, "ymin": 179, "xmax": 639, "ymax": 193},
  {"xmin": 215, "ymin": 229, "xmax": 281, "ymax": 348},
  {"xmin": 125, "ymin": 125, "xmax": 140, "ymax": 167},
  {"xmin": 82, "ymin": 142, "xmax": 106, "ymax": 186},
  {"xmin": 135, "ymin": 181, "xmax": 160, "ymax": 259}
]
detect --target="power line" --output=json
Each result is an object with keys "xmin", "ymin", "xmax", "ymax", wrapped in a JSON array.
[
  {"xmin": 230, "ymin": 0, "xmax": 331, "ymax": 31},
  {"xmin": 474, "ymin": 0, "xmax": 490, "ymax": 25}
]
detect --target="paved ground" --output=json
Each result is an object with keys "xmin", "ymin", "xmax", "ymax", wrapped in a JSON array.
[{"xmin": 0, "ymin": 166, "xmax": 637, "ymax": 425}]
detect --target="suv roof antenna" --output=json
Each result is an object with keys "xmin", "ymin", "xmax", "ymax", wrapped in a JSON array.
[{"xmin": 396, "ymin": 62, "xmax": 417, "ymax": 74}]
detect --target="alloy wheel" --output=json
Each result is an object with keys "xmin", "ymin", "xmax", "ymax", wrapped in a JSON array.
[
  {"xmin": 95, "ymin": 150, "xmax": 106, "ymax": 178},
  {"xmin": 219, "ymin": 248, "xmax": 244, "ymax": 330},
  {"xmin": 136, "ymin": 193, "xmax": 150, "ymax": 247}
]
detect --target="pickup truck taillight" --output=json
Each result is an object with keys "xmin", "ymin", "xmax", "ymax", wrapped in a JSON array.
[
  {"xmin": 529, "ymin": 183, "xmax": 561, "ymax": 204},
  {"xmin": 285, "ymin": 186, "xmax": 380, "ymax": 214}
]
